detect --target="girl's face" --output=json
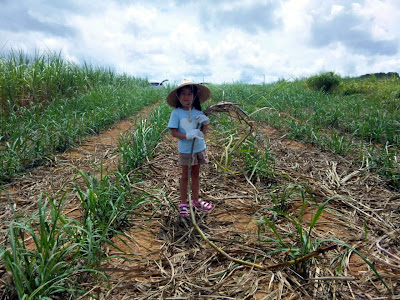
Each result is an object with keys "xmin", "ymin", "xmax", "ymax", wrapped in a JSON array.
[{"xmin": 178, "ymin": 86, "xmax": 194, "ymax": 108}]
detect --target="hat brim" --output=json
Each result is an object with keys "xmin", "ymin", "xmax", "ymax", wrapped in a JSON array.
[{"xmin": 166, "ymin": 82, "xmax": 211, "ymax": 108}]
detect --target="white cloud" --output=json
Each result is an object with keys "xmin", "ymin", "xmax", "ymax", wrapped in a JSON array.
[
  {"xmin": 1, "ymin": 0, "xmax": 399, "ymax": 84},
  {"xmin": 354, "ymin": 0, "xmax": 400, "ymax": 41}
]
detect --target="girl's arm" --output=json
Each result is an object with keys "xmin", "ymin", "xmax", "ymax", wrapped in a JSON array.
[
  {"xmin": 171, "ymin": 128, "xmax": 186, "ymax": 140},
  {"xmin": 171, "ymin": 125, "xmax": 208, "ymax": 140},
  {"xmin": 201, "ymin": 124, "xmax": 209, "ymax": 135}
]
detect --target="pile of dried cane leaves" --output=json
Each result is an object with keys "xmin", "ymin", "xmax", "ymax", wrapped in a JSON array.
[
  {"xmin": 104, "ymin": 102, "xmax": 399, "ymax": 299},
  {"xmin": 1, "ymin": 102, "xmax": 399, "ymax": 299}
]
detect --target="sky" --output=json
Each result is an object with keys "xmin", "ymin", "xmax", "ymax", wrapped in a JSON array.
[{"xmin": 1, "ymin": 0, "xmax": 399, "ymax": 84}]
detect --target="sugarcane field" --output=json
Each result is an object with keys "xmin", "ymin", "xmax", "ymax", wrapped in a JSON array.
[{"xmin": 0, "ymin": 53, "xmax": 399, "ymax": 299}]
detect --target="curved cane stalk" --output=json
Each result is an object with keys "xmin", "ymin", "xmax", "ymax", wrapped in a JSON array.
[{"xmin": 185, "ymin": 103, "xmax": 338, "ymax": 272}]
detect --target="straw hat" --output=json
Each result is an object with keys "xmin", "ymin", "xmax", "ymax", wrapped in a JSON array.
[{"xmin": 166, "ymin": 80, "xmax": 211, "ymax": 108}]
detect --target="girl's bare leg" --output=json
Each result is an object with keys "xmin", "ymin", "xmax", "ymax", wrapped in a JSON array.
[
  {"xmin": 191, "ymin": 164, "xmax": 200, "ymax": 201},
  {"xmin": 180, "ymin": 166, "xmax": 189, "ymax": 204},
  {"xmin": 180, "ymin": 164, "xmax": 201, "ymax": 203}
]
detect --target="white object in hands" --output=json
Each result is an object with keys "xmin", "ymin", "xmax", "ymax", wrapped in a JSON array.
[
  {"xmin": 195, "ymin": 114, "xmax": 210, "ymax": 125},
  {"xmin": 180, "ymin": 118, "xmax": 196, "ymax": 132},
  {"xmin": 186, "ymin": 129, "xmax": 204, "ymax": 140}
]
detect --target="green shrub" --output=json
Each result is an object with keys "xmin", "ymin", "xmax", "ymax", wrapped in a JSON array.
[{"xmin": 306, "ymin": 72, "xmax": 341, "ymax": 93}]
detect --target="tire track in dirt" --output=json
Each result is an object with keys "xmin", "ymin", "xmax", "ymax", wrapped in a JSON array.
[{"xmin": 0, "ymin": 107, "xmax": 152, "ymax": 244}]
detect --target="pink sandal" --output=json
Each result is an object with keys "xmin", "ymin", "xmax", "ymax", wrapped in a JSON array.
[
  {"xmin": 178, "ymin": 203, "xmax": 189, "ymax": 217},
  {"xmin": 192, "ymin": 199, "xmax": 212, "ymax": 211}
]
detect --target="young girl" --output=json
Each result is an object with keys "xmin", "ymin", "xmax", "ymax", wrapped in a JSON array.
[{"xmin": 167, "ymin": 80, "xmax": 213, "ymax": 217}]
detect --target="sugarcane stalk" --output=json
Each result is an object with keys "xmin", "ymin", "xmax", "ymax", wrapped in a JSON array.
[{"xmin": 186, "ymin": 124, "xmax": 264, "ymax": 269}]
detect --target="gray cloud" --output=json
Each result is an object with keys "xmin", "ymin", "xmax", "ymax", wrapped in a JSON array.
[
  {"xmin": 125, "ymin": 21, "xmax": 148, "ymax": 38},
  {"xmin": 0, "ymin": 1, "xmax": 76, "ymax": 37},
  {"xmin": 183, "ymin": 52, "xmax": 210, "ymax": 67},
  {"xmin": 310, "ymin": 9, "xmax": 398, "ymax": 56},
  {"xmin": 200, "ymin": 2, "xmax": 282, "ymax": 34}
]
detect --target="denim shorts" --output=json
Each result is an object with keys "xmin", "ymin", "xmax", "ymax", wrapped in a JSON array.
[{"xmin": 178, "ymin": 149, "xmax": 209, "ymax": 166}]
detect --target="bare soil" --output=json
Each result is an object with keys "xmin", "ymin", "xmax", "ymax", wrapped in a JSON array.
[{"xmin": 1, "ymin": 108, "xmax": 399, "ymax": 300}]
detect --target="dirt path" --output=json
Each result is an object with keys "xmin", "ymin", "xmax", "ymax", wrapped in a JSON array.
[
  {"xmin": 0, "ymin": 117, "xmax": 133, "ymax": 226},
  {"xmin": 1, "ymin": 109, "xmax": 399, "ymax": 299}
]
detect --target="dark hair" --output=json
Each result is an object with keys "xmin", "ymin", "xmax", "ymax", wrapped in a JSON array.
[{"xmin": 176, "ymin": 85, "xmax": 202, "ymax": 111}]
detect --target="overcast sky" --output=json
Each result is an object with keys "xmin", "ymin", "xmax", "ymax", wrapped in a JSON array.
[{"xmin": 1, "ymin": 0, "xmax": 399, "ymax": 84}]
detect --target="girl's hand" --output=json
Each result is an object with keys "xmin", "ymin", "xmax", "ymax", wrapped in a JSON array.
[
  {"xmin": 186, "ymin": 129, "xmax": 204, "ymax": 140},
  {"xmin": 195, "ymin": 114, "xmax": 210, "ymax": 125}
]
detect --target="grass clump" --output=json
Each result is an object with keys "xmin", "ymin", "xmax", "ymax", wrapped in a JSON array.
[
  {"xmin": 118, "ymin": 102, "xmax": 170, "ymax": 174},
  {"xmin": 72, "ymin": 163, "xmax": 151, "ymax": 270},
  {"xmin": 255, "ymin": 185, "xmax": 392, "ymax": 294},
  {"xmin": 73, "ymin": 163, "xmax": 148, "ymax": 238},
  {"xmin": 0, "ymin": 195, "xmax": 106, "ymax": 299},
  {"xmin": 239, "ymin": 136, "xmax": 275, "ymax": 183},
  {"xmin": 306, "ymin": 71, "xmax": 342, "ymax": 93}
]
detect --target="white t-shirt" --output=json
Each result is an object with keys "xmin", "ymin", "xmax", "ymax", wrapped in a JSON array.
[{"xmin": 168, "ymin": 108, "xmax": 207, "ymax": 154}]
